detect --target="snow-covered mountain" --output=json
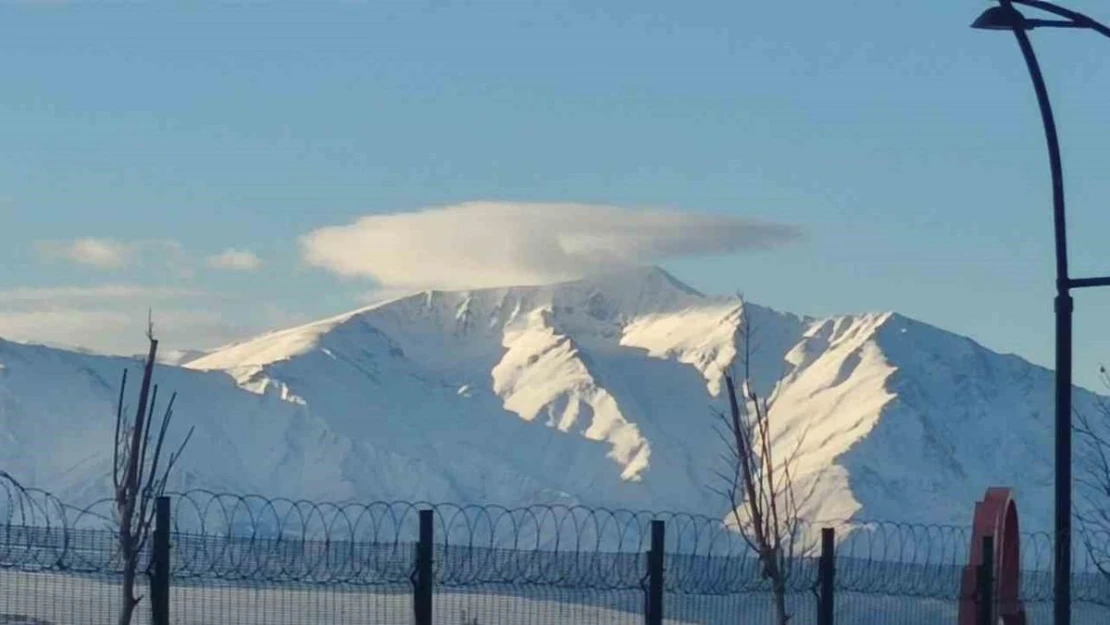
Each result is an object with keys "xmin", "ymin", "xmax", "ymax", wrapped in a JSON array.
[{"xmin": 0, "ymin": 267, "xmax": 1097, "ymax": 529}]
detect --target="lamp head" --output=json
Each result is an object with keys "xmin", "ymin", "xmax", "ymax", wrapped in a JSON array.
[{"xmin": 972, "ymin": 5, "xmax": 1029, "ymax": 31}]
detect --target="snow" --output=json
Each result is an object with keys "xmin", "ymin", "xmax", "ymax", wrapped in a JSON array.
[
  {"xmin": 0, "ymin": 570, "xmax": 656, "ymax": 624},
  {"xmin": 2, "ymin": 569, "xmax": 1106, "ymax": 624},
  {"xmin": 493, "ymin": 308, "xmax": 650, "ymax": 481},
  {"xmin": 152, "ymin": 349, "xmax": 209, "ymax": 367},
  {"xmin": 0, "ymin": 266, "xmax": 1104, "ymax": 531},
  {"xmin": 767, "ymin": 313, "xmax": 900, "ymax": 524}
]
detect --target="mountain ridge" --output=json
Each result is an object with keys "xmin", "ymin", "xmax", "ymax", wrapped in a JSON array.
[{"xmin": 0, "ymin": 267, "xmax": 1097, "ymax": 530}]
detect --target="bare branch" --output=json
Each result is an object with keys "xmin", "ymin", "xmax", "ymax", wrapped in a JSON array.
[
  {"xmin": 111, "ymin": 325, "xmax": 190, "ymax": 625},
  {"xmin": 711, "ymin": 302, "xmax": 805, "ymax": 625},
  {"xmin": 135, "ymin": 385, "xmax": 160, "ymax": 497},
  {"xmin": 112, "ymin": 370, "xmax": 129, "ymax": 496}
]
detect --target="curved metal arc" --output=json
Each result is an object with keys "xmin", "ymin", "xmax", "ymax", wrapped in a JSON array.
[
  {"xmin": 1012, "ymin": 0, "xmax": 1110, "ymax": 39},
  {"xmin": 1003, "ymin": 20, "xmax": 1074, "ymax": 625},
  {"xmin": 1000, "ymin": 6, "xmax": 1070, "ymax": 288}
]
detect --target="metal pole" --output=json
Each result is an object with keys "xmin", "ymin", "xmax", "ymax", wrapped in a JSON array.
[
  {"xmin": 979, "ymin": 2, "xmax": 1110, "ymax": 620},
  {"xmin": 1000, "ymin": 6, "xmax": 1072, "ymax": 621},
  {"xmin": 414, "ymin": 509, "xmax": 434, "ymax": 625},
  {"xmin": 818, "ymin": 528, "xmax": 835, "ymax": 625},
  {"xmin": 1055, "ymin": 292, "xmax": 1074, "ymax": 625},
  {"xmin": 979, "ymin": 536, "xmax": 996, "ymax": 625},
  {"xmin": 151, "ymin": 496, "xmax": 171, "ymax": 625},
  {"xmin": 645, "ymin": 520, "xmax": 665, "ymax": 625}
]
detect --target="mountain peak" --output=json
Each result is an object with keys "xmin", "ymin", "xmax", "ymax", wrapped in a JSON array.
[
  {"xmin": 2, "ymin": 267, "xmax": 1102, "ymax": 531},
  {"xmin": 187, "ymin": 266, "xmax": 710, "ymax": 372},
  {"xmin": 406, "ymin": 265, "xmax": 705, "ymax": 308},
  {"xmin": 567, "ymin": 265, "xmax": 703, "ymax": 297},
  {"xmin": 532, "ymin": 265, "xmax": 708, "ymax": 318}
]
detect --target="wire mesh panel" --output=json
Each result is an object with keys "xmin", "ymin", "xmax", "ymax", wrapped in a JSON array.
[
  {"xmin": 665, "ymin": 591, "xmax": 817, "ymax": 625},
  {"xmin": 0, "ymin": 570, "xmax": 131, "ymax": 625},
  {"xmin": 8, "ymin": 479, "xmax": 1110, "ymax": 625},
  {"xmin": 1021, "ymin": 564, "xmax": 1110, "ymax": 625},
  {"xmin": 166, "ymin": 580, "xmax": 411, "ymax": 624},
  {"xmin": 168, "ymin": 532, "xmax": 415, "ymax": 624},
  {"xmin": 435, "ymin": 587, "xmax": 644, "ymax": 625},
  {"xmin": 830, "ymin": 592, "xmax": 957, "ymax": 625},
  {"xmin": 662, "ymin": 549, "xmax": 818, "ymax": 625},
  {"xmin": 434, "ymin": 545, "xmax": 645, "ymax": 625},
  {"xmin": 0, "ymin": 522, "xmax": 146, "ymax": 625}
]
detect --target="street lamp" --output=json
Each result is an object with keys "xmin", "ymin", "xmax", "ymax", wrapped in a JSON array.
[{"xmin": 971, "ymin": 2, "xmax": 1110, "ymax": 624}]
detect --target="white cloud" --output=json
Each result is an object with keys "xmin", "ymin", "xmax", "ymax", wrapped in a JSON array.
[
  {"xmin": 299, "ymin": 201, "xmax": 802, "ymax": 290},
  {"xmin": 32, "ymin": 238, "xmax": 263, "ymax": 279},
  {"xmin": 205, "ymin": 249, "xmax": 263, "ymax": 271},
  {"xmin": 34, "ymin": 237, "xmax": 133, "ymax": 269},
  {"xmin": 32, "ymin": 237, "xmax": 195, "ymax": 275}
]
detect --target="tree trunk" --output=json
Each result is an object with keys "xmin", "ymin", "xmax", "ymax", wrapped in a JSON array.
[
  {"xmin": 118, "ymin": 561, "xmax": 137, "ymax": 625},
  {"xmin": 118, "ymin": 536, "xmax": 138, "ymax": 625},
  {"xmin": 771, "ymin": 578, "xmax": 789, "ymax": 625}
]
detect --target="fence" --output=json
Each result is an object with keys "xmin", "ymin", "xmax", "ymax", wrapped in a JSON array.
[{"xmin": 4, "ymin": 481, "xmax": 1110, "ymax": 624}]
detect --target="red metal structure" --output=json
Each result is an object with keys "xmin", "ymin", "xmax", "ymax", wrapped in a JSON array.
[{"xmin": 958, "ymin": 487, "xmax": 1027, "ymax": 625}]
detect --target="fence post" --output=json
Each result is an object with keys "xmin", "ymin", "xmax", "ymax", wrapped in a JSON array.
[
  {"xmin": 817, "ymin": 527, "xmax": 835, "ymax": 625},
  {"xmin": 150, "ymin": 496, "xmax": 170, "ymax": 625},
  {"xmin": 977, "ymin": 535, "xmax": 994, "ymax": 625},
  {"xmin": 644, "ymin": 519, "xmax": 665, "ymax": 625},
  {"xmin": 414, "ymin": 509, "xmax": 434, "ymax": 625}
]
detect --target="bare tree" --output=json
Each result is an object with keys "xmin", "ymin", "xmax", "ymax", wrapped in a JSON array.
[
  {"xmin": 113, "ymin": 321, "xmax": 193, "ymax": 625},
  {"xmin": 713, "ymin": 303, "xmax": 807, "ymax": 625},
  {"xmin": 1075, "ymin": 365, "xmax": 1110, "ymax": 578}
]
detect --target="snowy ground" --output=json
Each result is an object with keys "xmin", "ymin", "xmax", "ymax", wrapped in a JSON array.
[{"xmin": 4, "ymin": 569, "xmax": 1110, "ymax": 625}]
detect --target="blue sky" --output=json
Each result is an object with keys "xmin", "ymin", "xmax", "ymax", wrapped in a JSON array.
[{"xmin": 1, "ymin": 0, "xmax": 1109, "ymax": 388}]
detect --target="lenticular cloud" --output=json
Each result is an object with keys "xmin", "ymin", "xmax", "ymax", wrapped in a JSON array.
[{"xmin": 299, "ymin": 201, "xmax": 801, "ymax": 290}]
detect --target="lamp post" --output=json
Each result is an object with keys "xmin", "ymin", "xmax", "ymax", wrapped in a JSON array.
[{"xmin": 971, "ymin": 2, "xmax": 1110, "ymax": 624}]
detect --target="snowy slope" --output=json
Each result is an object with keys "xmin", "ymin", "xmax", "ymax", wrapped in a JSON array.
[{"xmin": 0, "ymin": 267, "xmax": 1099, "ymax": 529}]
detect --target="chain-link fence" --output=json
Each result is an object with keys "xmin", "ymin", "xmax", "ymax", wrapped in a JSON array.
[{"xmin": 4, "ymin": 477, "xmax": 1110, "ymax": 624}]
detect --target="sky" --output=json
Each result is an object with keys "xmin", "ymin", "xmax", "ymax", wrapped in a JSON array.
[{"xmin": 1, "ymin": 0, "xmax": 1109, "ymax": 388}]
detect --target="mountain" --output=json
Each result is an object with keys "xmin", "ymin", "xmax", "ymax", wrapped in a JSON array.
[
  {"xmin": 0, "ymin": 267, "xmax": 1098, "ymax": 530},
  {"xmin": 154, "ymin": 348, "xmax": 210, "ymax": 366}
]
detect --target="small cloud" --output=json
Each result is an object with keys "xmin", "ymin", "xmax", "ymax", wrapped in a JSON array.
[
  {"xmin": 32, "ymin": 237, "xmax": 207, "ymax": 279},
  {"xmin": 299, "ymin": 201, "xmax": 802, "ymax": 290},
  {"xmin": 206, "ymin": 249, "xmax": 263, "ymax": 272},
  {"xmin": 35, "ymin": 237, "xmax": 133, "ymax": 269}
]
